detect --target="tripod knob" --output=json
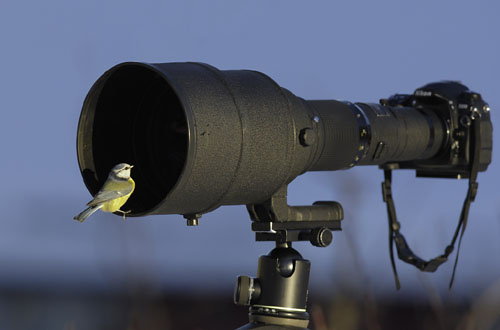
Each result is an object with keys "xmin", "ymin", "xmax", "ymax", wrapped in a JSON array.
[
  {"xmin": 310, "ymin": 227, "xmax": 332, "ymax": 247},
  {"xmin": 234, "ymin": 275, "xmax": 261, "ymax": 306}
]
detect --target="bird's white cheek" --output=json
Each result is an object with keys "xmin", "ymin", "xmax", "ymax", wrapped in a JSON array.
[{"xmin": 118, "ymin": 169, "xmax": 131, "ymax": 179}]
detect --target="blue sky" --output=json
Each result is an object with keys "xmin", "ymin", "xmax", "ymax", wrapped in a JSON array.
[{"xmin": 0, "ymin": 0, "xmax": 498, "ymax": 300}]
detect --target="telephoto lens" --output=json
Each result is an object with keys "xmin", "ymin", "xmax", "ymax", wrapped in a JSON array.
[{"xmin": 77, "ymin": 62, "xmax": 451, "ymax": 217}]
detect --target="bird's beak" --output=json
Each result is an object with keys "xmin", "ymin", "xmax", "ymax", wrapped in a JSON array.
[{"xmin": 129, "ymin": 165, "xmax": 134, "ymax": 169}]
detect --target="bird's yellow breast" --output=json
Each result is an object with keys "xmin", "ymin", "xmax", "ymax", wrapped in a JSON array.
[{"xmin": 101, "ymin": 178, "xmax": 135, "ymax": 213}]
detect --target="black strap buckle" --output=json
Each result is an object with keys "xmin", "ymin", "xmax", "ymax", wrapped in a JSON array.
[{"xmin": 469, "ymin": 182, "xmax": 479, "ymax": 202}]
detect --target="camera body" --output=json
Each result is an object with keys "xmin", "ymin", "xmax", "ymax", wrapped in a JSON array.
[{"xmin": 384, "ymin": 81, "xmax": 492, "ymax": 178}]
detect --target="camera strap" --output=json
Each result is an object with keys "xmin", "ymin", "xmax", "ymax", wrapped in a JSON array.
[{"xmin": 381, "ymin": 117, "xmax": 481, "ymax": 290}]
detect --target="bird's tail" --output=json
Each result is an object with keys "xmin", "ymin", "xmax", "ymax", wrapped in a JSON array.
[{"xmin": 73, "ymin": 205, "xmax": 102, "ymax": 223}]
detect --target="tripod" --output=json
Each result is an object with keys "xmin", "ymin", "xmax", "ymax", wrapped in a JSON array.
[{"xmin": 233, "ymin": 185, "xmax": 343, "ymax": 330}]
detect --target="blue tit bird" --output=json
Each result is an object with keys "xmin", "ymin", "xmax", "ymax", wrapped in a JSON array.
[{"xmin": 74, "ymin": 163, "xmax": 135, "ymax": 222}]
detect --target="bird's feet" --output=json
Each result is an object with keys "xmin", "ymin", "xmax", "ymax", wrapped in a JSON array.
[{"xmin": 117, "ymin": 209, "xmax": 131, "ymax": 220}]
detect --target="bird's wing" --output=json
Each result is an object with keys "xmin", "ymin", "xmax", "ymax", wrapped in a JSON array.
[{"xmin": 87, "ymin": 180, "xmax": 134, "ymax": 207}]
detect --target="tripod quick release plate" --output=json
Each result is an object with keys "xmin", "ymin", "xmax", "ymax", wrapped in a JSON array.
[{"xmin": 247, "ymin": 185, "xmax": 343, "ymax": 247}]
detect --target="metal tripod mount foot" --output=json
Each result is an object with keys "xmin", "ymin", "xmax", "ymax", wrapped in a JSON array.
[{"xmin": 234, "ymin": 185, "xmax": 344, "ymax": 330}]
